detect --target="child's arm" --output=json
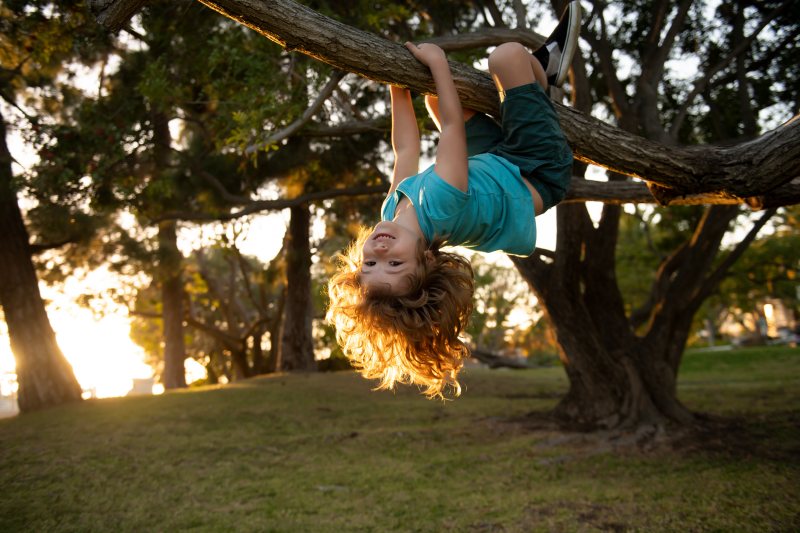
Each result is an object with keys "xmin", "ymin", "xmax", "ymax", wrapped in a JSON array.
[
  {"xmin": 405, "ymin": 42, "xmax": 468, "ymax": 192},
  {"xmin": 388, "ymin": 86, "xmax": 420, "ymax": 194}
]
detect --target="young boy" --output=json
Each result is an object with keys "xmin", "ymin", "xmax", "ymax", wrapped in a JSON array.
[{"xmin": 327, "ymin": 2, "xmax": 581, "ymax": 398}]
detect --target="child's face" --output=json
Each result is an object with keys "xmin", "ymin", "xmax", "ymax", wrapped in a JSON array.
[{"xmin": 360, "ymin": 221, "xmax": 422, "ymax": 295}]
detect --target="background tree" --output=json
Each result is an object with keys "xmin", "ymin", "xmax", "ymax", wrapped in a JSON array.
[
  {"xmin": 0, "ymin": 0, "xmax": 116, "ymax": 411},
  {"xmin": 467, "ymin": 255, "xmax": 541, "ymax": 368},
  {"xmin": 131, "ymin": 238, "xmax": 284, "ymax": 381},
  {"xmin": 31, "ymin": 1, "xmax": 317, "ymax": 386},
  {"xmin": 707, "ymin": 205, "xmax": 800, "ymax": 340},
  {"xmin": 155, "ymin": 0, "xmax": 798, "ymax": 432}
]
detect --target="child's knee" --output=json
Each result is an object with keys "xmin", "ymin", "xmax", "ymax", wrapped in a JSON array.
[{"xmin": 488, "ymin": 42, "xmax": 528, "ymax": 73}]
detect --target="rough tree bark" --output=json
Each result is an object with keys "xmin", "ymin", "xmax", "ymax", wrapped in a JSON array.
[
  {"xmin": 515, "ymin": 201, "xmax": 776, "ymax": 429},
  {"xmin": 0, "ymin": 110, "xmax": 83, "ymax": 412},
  {"xmin": 277, "ymin": 203, "xmax": 315, "ymax": 371},
  {"xmin": 266, "ymin": 285, "xmax": 286, "ymax": 373},
  {"xmin": 87, "ymin": 0, "xmax": 147, "ymax": 30}
]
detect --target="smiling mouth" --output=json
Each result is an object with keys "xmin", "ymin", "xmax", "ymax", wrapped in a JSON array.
[{"xmin": 373, "ymin": 233, "xmax": 395, "ymax": 240}]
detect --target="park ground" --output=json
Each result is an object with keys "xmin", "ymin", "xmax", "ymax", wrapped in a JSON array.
[{"xmin": 0, "ymin": 346, "xmax": 798, "ymax": 532}]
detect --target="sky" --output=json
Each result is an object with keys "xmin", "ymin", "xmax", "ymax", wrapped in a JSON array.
[{"xmin": 0, "ymin": 273, "xmax": 153, "ymax": 399}]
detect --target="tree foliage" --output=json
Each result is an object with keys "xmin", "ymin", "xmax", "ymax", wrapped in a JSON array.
[{"xmin": 0, "ymin": 0, "xmax": 117, "ymax": 411}]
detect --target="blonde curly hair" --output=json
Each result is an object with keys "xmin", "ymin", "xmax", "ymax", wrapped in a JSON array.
[{"xmin": 326, "ymin": 227, "xmax": 474, "ymax": 398}]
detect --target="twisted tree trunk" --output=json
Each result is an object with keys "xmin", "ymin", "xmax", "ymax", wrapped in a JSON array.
[{"xmin": 510, "ymin": 0, "xmax": 779, "ymax": 431}]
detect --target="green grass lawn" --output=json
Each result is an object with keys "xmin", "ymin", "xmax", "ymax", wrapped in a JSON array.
[{"xmin": 1, "ymin": 346, "xmax": 798, "ymax": 532}]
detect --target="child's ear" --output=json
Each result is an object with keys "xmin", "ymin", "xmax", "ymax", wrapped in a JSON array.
[{"xmin": 424, "ymin": 250, "xmax": 435, "ymax": 265}]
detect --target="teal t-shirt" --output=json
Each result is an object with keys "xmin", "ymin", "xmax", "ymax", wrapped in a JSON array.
[{"xmin": 381, "ymin": 153, "xmax": 536, "ymax": 257}]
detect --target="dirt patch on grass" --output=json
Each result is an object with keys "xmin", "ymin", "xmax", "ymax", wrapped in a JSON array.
[
  {"xmin": 490, "ymin": 408, "xmax": 800, "ymax": 463},
  {"xmin": 518, "ymin": 501, "xmax": 630, "ymax": 532},
  {"xmin": 669, "ymin": 410, "xmax": 800, "ymax": 463}
]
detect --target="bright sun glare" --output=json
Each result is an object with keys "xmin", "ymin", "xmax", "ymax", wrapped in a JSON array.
[
  {"xmin": 0, "ymin": 226, "xmax": 269, "ymax": 407},
  {"xmin": 0, "ymin": 276, "xmax": 154, "ymax": 400}
]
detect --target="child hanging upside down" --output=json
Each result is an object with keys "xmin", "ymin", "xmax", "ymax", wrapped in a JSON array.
[{"xmin": 326, "ymin": 1, "xmax": 581, "ymax": 398}]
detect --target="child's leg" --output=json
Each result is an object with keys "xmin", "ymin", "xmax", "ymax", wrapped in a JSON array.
[
  {"xmin": 425, "ymin": 95, "xmax": 476, "ymax": 132},
  {"xmin": 487, "ymin": 42, "xmax": 573, "ymax": 214},
  {"xmin": 488, "ymin": 42, "xmax": 548, "ymax": 98}
]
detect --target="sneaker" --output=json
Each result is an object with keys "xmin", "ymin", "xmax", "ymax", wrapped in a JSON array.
[{"xmin": 533, "ymin": 1, "xmax": 582, "ymax": 88}]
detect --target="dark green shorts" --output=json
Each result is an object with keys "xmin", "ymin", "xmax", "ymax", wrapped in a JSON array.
[{"xmin": 465, "ymin": 83, "xmax": 573, "ymax": 212}]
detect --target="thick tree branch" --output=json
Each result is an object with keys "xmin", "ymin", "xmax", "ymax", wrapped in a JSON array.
[
  {"xmin": 477, "ymin": 0, "xmax": 507, "ymax": 28},
  {"xmin": 162, "ymin": 174, "xmax": 800, "ymax": 223},
  {"xmin": 582, "ymin": 18, "xmax": 631, "ymax": 120},
  {"xmin": 643, "ymin": 0, "xmax": 693, "ymax": 84},
  {"xmin": 127, "ymin": 308, "xmax": 162, "ymax": 320},
  {"xmin": 301, "ymin": 117, "xmax": 389, "ymax": 137},
  {"xmin": 185, "ymin": 314, "xmax": 241, "ymax": 346},
  {"xmin": 427, "ymin": 27, "xmax": 544, "ymax": 51},
  {"xmin": 28, "ymin": 237, "xmax": 79, "ymax": 254},
  {"xmin": 663, "ymin": 206, "xmax": 740, "ymax": 305},
  {"xmin": 511, "ymin": 0, "xmax": 527, "ymax": 29},
  {"xmin": 196, "ymin": 170, "xmax": 253, "ymax": 205},
  {"xmin": 198, "ymin": 0, "xmax": 800, "ymax": 204},
  {"xmin": 629, "ymin": 242, "xmax": 691, "ymax": 329},
  {"xmin": 563, "ymin": 107, "xmax": 800, "ymax": 203},
  {"xmin": 95, "ymin": 0, "xmax": 800, "ymax": 207}
]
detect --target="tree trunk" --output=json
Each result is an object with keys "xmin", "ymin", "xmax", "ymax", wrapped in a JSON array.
[
  {"xmin": 509, "ymin": 13, "xmax": 751, "ymax": 430},
  {"xmin": 158, "ymin": 220, "xmax": 187, "ymax": 389},
  {"xmin": 278, "ymin": 204, "xmax": 315, "ymax": 371},
  {"xmin": 0, "ymin": 110, "xmax": 82, "ymax": 412},
  {"xmin": 251, "ymin": 330, "xmax": 268, "ymax": 374},
  {"xmin": 206, "ymin": 353, "xmax": 220, "ymax": 384},
  {"xmin": 152, "ymin": 108, "xmax": 187, "ymax": 390},
  {"xmin": 229, "ymin": 346, "xmax": 252, "ymax": 380},
  {"xmin": 266, "ymin": 285, "xmax": 286, "ymax": 373},
  {"xmin": 513, "ymin": 201, "xmax": 696, "ymax": 429}
]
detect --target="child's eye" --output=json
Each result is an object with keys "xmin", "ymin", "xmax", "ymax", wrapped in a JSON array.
[
  {"xmin": 389, "ymin": 261, "xmax": 403, "ymax": 267},
  {"xmin": 364, "ymin": 261, "xmax": 376, "ymax": 267}
]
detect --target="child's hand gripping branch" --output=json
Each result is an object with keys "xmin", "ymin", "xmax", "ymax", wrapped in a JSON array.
[
  {"xmin": 327, "ymin": 1, "xmax": 582, "ymax": 399},
  {"xmin": 404, "ymin": 42, "xmax": 468, "ymax": 194}
]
